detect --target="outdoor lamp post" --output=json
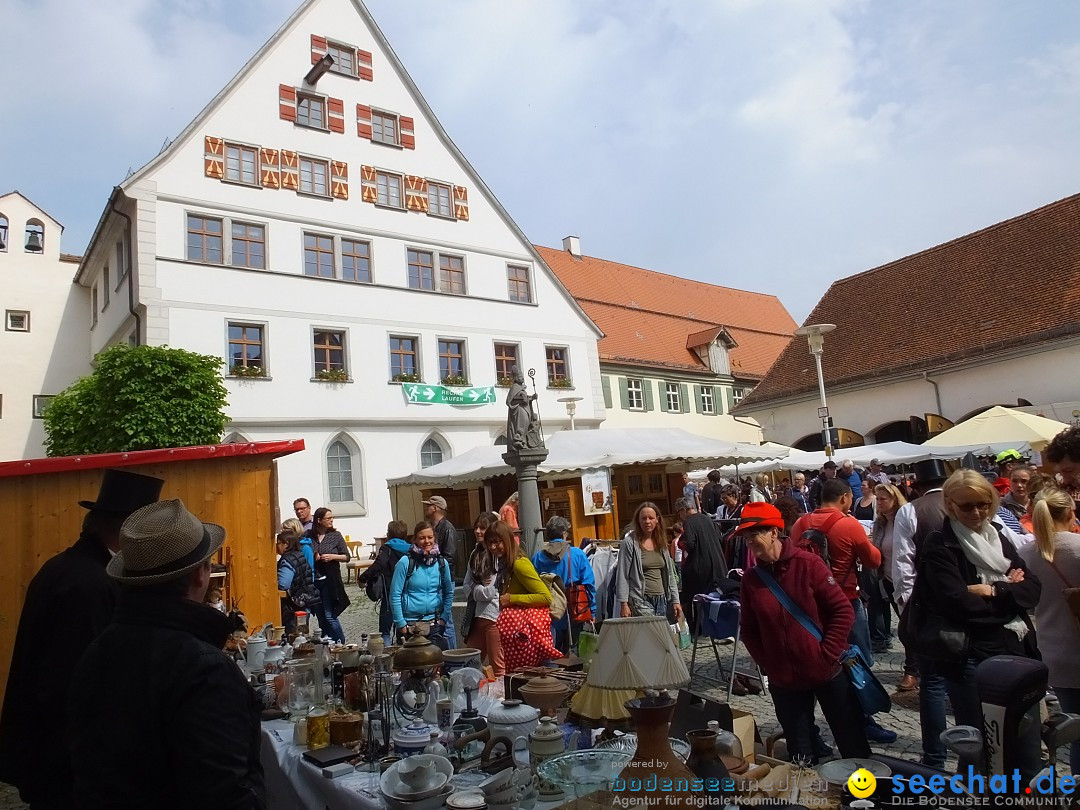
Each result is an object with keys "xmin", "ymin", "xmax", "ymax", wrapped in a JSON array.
[
  {"xmin": 793, "ymin": 323, "xmax": 837, "ymax": 456},
  {"xmin": 558, "ymin": 396, "xmax": 583, "ymax": 431}
]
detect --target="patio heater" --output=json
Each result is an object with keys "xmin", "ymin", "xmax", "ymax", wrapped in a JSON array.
[{"xmin": 793, "ymin": 323, "xmax": 837, "ymax": 457}]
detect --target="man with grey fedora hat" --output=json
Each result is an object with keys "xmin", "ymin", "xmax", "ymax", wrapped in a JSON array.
[
  {"xmin": 0, "ymin": 468, "xmax": 164, "ymax": 810},
  {"xmin": 68, "ymin": 499, "xmax": 264, "ymax": 809}
]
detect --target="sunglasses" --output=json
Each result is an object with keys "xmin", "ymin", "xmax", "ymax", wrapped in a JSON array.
[{"xmin": 954, "ymin": 501, "xmax": 992, "ymax": 513}]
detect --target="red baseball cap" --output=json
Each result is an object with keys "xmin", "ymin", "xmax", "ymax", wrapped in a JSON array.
[{"xmin": 735, "ymin": 502, "xmax": 785, "ymax": 534}]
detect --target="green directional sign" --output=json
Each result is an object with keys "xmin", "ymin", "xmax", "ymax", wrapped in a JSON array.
[{"xmin": 402, "ymin": 383, "xmax": 497, "ymax": 406}]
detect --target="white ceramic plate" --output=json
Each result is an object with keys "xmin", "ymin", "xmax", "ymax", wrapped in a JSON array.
[{"xmin": 380, "ymin": 754, "xmax": 454, "ymax": 801}]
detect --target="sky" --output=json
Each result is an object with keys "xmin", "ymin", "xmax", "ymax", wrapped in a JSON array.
[{"xmin": 2, "ymin": 0, "xmax": 1079, "ymax": 323}]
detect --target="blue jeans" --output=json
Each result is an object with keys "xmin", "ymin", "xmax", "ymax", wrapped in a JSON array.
[
  {"xmin": 1054, "ymin": 687, "xmax": 1080, "ymax": 775},
  {"xmin": 315, "ymin": 578, "xmax": 345, "ymax": 643},
  {"xmin": 917, "ymin": 657, "xmax": 948, "ymax": 768}
]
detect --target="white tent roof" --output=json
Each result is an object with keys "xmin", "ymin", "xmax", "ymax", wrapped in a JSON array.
[
  {"xmin": 708, "ymin": 440, "xmax": 1036, "ymax": 475},
  {"xmin": 387, "ymin": 428, "xmax": 789, "ymax": 487},
  {"xmin": 923, "ymin": 405, "xmax": 1070, "ymax": 451}
]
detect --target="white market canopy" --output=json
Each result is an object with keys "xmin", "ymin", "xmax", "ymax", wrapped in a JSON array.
[
  {"xmin": 707, "ymin": 439, "xmax": 1037, "ymax": 476},
  {"xmin": 923, "ymin": 405, "xmax": 1070, "ymax": 452},
  {"xmin": 387, "ymin": 428, "xmax": 789, "ymax": 488}
]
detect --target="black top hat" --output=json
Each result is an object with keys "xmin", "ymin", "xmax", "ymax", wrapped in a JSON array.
[
  {"xmin": 913, "ymin": 458, "xmax": 948, "ymax": 485},
  {"xmin": 79, "ymin": 469, "xmax": 166, "ymax": 515}
]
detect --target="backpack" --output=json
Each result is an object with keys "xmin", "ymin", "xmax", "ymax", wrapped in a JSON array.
[
  {"xmin": 797, "ymin": 511, "xmax": 845, "ymax": 566},
  {"xmin": 365, "ymin": 543, "xmax": 407, "ymax": 603}
]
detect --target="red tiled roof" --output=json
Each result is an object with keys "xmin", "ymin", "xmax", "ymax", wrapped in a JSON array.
[
  {"xmin": 536, "ymin": 246, "xmax": 796, "ymax": 379},
  {"xmin": 736, "ymin": 192, "xmax": 1080, "ymax": 410}
]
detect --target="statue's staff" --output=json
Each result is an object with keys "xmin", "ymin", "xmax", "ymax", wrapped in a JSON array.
[{"xmin": 527, "ymin": 368, "xmax": 545, "ymax": 443}]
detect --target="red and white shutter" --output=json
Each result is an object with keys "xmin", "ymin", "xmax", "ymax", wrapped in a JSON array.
[
  {"xmin": 360, "ymin": 165, "xmax": 378, "ymax": 203},
  {"xmin": 280, "ymin": 150, "xmax": 299, "ymax": 190},
  {"xmin": 405, "ymin": 176, "xmax": 428, "ymax": 212},
  {"xmin": 331, "ymin": 161, "xmax": 349, "ymax": 200},
  {"xmin": 311, "ymin": 35, "xmax": 328, "ymax": 64},
  {"xmin": 356, "ymin": 104, "xmax": 373, "ymax": 139},
  {"xmin": 204, "ymin": 136, "xmax": 224, "ymax": 179},
  {"xmin": 399, "ymin": 116, "xmax": 416, "ymax": 149},
  {"xmin": 328, "ymin": 98, "xmax": 345, "ymax": 134},
  {"xmin": 279, "ymin": 84, "xmax": 297, "ymax": 122},
  {"xmin": 453, "ymin": 185, "xmax": 470, "ymax": 221},
  {"xmin": 260, "ymin": 148, "xmax": 280, "ymax": 188},
  {"xmin": 357, "ymin": 49, "xmax": 373, "ymax": 81}
]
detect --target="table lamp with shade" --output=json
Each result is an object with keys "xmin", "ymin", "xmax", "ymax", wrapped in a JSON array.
[{"xmin": 585, "ymin": 615, "xmax": 701, "ymax": 806}]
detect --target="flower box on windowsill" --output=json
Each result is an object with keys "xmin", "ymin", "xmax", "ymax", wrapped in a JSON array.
[
  {"xmin": 441, "ymin": 375, "xmax": 470, "ymax": 387},
  {"xmin": 496, "ymin": 376, "xmax": 515, "ymax": 388},
  {"xmin": 314, "ymin": 368, "xmax": 350, "ymax": 383},
  {"xmin": 391, "ymin": 372, "xmax": 421, "ymax": 384},
  {"xmin": 547, "ymin": 378, "xmax": 574, "ymax": 390},
  {"xmin": 228, "ymin": 365, "xmax": 268, "ymax": 379}
]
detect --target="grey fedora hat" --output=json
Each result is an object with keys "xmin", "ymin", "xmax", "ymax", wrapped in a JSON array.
[{"xmin": 107, "ymin": 499, "xmax": 225, "ymax": 585}]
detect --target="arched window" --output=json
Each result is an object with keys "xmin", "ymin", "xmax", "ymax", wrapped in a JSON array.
[
  {"xmin": 326, "ymin": 440, "xmax": 355, "ymax": 502},
  {"xmin": 0, "ymin": 214, "xmax": 8, "ymax": 251},
  {"xmin": 421, "ymin": 438, "xmax": 444, "ymax": 468},
  {"xmin": 494, "ymin": 434, "xmax": 508, "ymax": 446},
  {"xmin": 24, "ymin": 219, "xmax": 44, "ymax": 253}
]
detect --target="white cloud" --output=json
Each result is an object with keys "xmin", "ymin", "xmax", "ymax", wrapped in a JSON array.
[{"xmin": 2, "ymin": 0, "xmax": 1079, "ymax": 322}]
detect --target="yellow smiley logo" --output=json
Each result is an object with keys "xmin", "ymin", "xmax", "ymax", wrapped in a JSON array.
[{"xmin": 847, "ymin": 768, "xmax": 877, "ymax": 798}]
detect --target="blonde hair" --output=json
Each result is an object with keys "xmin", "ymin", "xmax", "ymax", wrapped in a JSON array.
[
  {"xmin": 1032, "ymin": 487, "xmax": 1075, "ymax": 562},
  {"xmin": 942, "ymin": 469, "xmax": 1000, "ymax": 521},
  {"xmin": 873, "ymin": 483, "xmax": 907, "ymax": 521},
  {"xmin": 281, "ymin": 517, "xmax": 305, "ymax": 537}
]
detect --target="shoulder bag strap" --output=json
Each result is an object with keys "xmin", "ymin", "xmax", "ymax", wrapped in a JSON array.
[
  {"xmin": 753, "ymin": 565, "xmax": 824, "ymax": 642},
  {"xmin": 1049, "ymin": 558, "xmax": 1075, "ymax": 588}
]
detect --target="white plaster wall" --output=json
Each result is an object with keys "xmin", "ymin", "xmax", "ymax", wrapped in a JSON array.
[
  {"xmin": 0, "ymin": 194, "xmax": 92, "ymax": 461},
  {"xmin": 743, "ymin": 342, "xmax": 1080, "ymax": 446},
  {"xmin": 600, "ymin": 403, "xmax": 762, "ymax": 443}
]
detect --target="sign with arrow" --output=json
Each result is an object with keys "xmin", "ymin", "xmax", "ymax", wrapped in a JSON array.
[{"xmin": 402, "ymin": 383, "xmax": 497, "ymax": 406}]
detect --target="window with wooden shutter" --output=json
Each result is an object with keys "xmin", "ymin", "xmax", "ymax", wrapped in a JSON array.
[
  {"xmin": 260, "ymin": 148, "xmax": 280, "ymax": 188},
  {"xmin": 328, "ymin": 98, "xmax": 345, "ymax": 133},
  {"xmin": 327, "ymin": 41, "xmax": 357, "ymax": 77},
  {"xmin": 278, "ymin": 84, "xmax": 297, "ymax": 122},
  {"xmin": 357, "ymin": 49, "xmax": 373, "ymax": 81},
  {"xmin": 399, "ymin": 117, "xmax": 415, "ymax": 149},
  {"xmin": 405, "ymin": 176, "xmax": 428, "ymax": 212},
  {"xmin": 453, "ymin": 186, "xmax": 470, "ymax": 221},
  {"xmin": 204, "ymin": 136, "xmax": 224, "ymax": 179},
  {"xmin": 678, "ymin": 383, "xmax": 690, "ymax": 413},
  {"xmin": 356, "ymin": 105, "xmax": 373, "ymax": 139},
  {"xmin": 280, "ymin": 150, "xmax": 300, "ymax": 190},
  {"xmin": 331, "ymin": 161, "xmax": 349, "ymax": 200},
  {"xmin": 642, "ymin": 380, "xmax": 655, "ymax": 411},
  {"xmin": 618, "ymin": 378, "xmax": 630, "ymax": 410},
  {"xmin": 311, "ymin": 35, "xmax": 328, "ymax": 64},
  {"xmin": 360, "ymin": 165, "xmax": 378, "ymax": 202}
]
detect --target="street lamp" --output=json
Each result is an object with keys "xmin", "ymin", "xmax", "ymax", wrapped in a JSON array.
[
  {"xmin": 558, "ymin": 396, "xmax": 584, "ymax": 431},
  {"xmin": 793, "ymin": 323, "xmax": 837, "ymax": 456}
]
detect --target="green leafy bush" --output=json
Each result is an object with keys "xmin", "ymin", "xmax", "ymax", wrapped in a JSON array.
[{"xmin": 43, "ymin": 344, "xmax": 228, "ymax": 456}]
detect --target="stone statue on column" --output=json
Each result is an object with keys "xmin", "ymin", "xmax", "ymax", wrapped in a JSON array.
[{"xmin": 502, "ymin": 366, "xmax": 548, "ymax": 556}]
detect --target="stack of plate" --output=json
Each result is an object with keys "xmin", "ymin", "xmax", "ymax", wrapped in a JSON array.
[{"xmin": 380, "ymin": 754, "xmax": 454, "ymax": 810}]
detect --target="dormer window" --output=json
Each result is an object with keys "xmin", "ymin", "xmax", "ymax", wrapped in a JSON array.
[
  {"xmin": 25, "ymin": 219, "xmax": 44, "ymax": 253},
  {"xmin": 0, "ymin": 214, "xmax": 8, "ymax": 251}
]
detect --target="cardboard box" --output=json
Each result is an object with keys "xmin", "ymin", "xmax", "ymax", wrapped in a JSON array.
[{"xmin": 669, "ymin": 688, "xmax": 758, "ymax": 763}]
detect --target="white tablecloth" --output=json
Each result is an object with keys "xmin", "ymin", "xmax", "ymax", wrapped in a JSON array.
[{"xmin": 261, "ymin": 720, "xmax": 568, "ymax": 810}]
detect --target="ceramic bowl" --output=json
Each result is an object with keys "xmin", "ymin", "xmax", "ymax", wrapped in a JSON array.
[
  {"xmin": 519, "ymin": 788, "xmax": 539, "ymax": 810},
  {"xmin": 397, "ymin": 759, "xmax": 440, "ymax": 794},
  {"xmin": 478, "ymin": 769, "xmax": 514, "ymax": 795},
  {"xmin": 484, "ymin": 782, "xmax": 527, "ymax": 804},
  {"xmin": 381, "ymin": 754, "xmax": 453, "ymax": 801},
  {"xmin": 382, "ymin": 784, "xmax": 453, "ymax": 810}
]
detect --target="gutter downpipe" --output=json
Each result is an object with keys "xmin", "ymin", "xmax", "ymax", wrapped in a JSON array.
[
  {"xmin": 111, "ymin": 189, "xmax": 141, "ymax": 346},
  {"xmin": 923, "ymin": 371, "xmax": 942, "ymax": 416}
]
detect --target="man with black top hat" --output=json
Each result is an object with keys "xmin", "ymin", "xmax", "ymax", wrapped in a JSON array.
[
  {"xmin": 0, "ymin": 469, "xmax": 164, "ymax": 809},
  {"xmin": 69, "ymin": 499, "xmax": 264, "ymax": 809}
]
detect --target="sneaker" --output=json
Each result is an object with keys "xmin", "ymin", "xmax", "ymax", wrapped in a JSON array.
[{"xmin": 865, "ymin": 719, "xmax": 898, "ymax": 744}]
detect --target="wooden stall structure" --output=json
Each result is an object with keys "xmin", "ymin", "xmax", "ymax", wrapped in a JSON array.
[{"xmin": 0, "ymin": 440, "xmax": 303, "ymax": 706}]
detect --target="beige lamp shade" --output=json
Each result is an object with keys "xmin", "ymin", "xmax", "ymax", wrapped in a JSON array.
[
  {"xmin": 566, "ymin": 681, "xmax": 636, "ymax": 726},
  {"xmin": 585, "ymin": 615, "xmax": 689, "ymax": 692}
]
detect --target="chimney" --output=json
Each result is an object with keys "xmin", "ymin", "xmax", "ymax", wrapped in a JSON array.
[{"xmin": 562, "ymin": 235, "xmax": 581, "ymax": 258}]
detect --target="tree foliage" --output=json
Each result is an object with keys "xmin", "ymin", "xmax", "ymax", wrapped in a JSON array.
[{"xmin": 43, "ymin": 344, "xmax": 229, "ymax": 456}]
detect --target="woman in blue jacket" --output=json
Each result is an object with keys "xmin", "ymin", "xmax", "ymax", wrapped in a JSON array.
[
  {"xmin": 389, "ymin": 521, "xmax": 455, "ymax": 647},
  {"xmin": 531, "ymin": 516, "xmax": 596, "ymax": 653}
]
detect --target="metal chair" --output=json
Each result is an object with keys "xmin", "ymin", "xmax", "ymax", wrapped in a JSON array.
[{"xmin": 688, "ymin": 593, "xmax": 764, "ymax": 702}]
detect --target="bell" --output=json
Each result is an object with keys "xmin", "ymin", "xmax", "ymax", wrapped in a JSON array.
[{"xmin": 25, "ymin": 231, "xmax": 43, "ymax": 253}]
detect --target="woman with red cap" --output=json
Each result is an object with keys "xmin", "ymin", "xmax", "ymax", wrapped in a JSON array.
[{"xmin": 738, "ymin": 502, "xmax": 870, "ymax": 763}]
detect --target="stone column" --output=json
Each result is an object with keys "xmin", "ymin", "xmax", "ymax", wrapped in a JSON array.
[{"xmin": 502, "ymin": 446, "xmax": 549, "ymax": 557}]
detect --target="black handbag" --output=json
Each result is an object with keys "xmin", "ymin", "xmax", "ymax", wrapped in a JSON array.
[
  {"xmin": 460, "ymin": 596, "xmax": 478, "ymax": 640},
  {"xmin": 898, "ymin": 585, "xmax": 969, "ymax": 663}
]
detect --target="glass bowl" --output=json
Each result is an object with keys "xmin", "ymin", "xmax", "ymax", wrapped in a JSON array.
[
  {"xmin": 536, "ymin": 750, "xmax": 632, "ymax": 798},
  {"xmin": 594, "ymin": 733, "xmax": 691, "ymax": 762}
]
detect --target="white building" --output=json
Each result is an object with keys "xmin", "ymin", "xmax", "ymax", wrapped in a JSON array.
[
  {"xmin": 74, "ymin": 0, "xmax": 604, "ymax": 542},
  {"xmin": 735, "ymin": 192, "xmax": 1080, "ymax": 450},
  {"xmin": 0, "ymin": 192, "xmax": 91, "ymax": 461}
]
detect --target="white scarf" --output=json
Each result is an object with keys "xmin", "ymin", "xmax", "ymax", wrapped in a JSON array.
[{"xmin": 949, "ymin": 518, "xmax": 1028, "ymax": 640}]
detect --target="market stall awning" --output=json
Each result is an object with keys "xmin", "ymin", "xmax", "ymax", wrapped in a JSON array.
[
  {"xmin": 386, "ymin": 429, "xmax": 789, "ymax": 488},
  {"xmin": 923, "ymin": 405, "xmax": 1070, "ymax": 451}
]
